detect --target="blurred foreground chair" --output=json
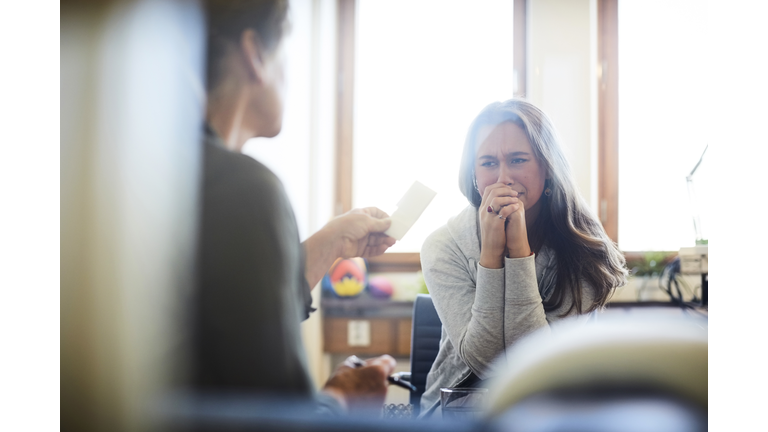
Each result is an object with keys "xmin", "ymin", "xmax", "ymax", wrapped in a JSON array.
[
  {"xmin": 159, "ymin": 305, "xmax": 705, "ymax": 431},
  {"xmin": 158, "ymin": 393, "xmax": 485, "ymax": 432},
  {"xmin": 484, "ymin": 309, "xmax": 708, "ymax": 432}
]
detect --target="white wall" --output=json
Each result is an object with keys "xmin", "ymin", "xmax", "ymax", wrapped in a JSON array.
[{"xmin": 527, "ymin": 0, "xmax": 598, "ymax": 212}]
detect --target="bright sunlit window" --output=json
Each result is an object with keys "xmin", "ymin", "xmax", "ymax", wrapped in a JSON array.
[
  {"xmin": 353, "ymin": 0, "xmax": 516, "ymax": 252},
  {"xmin": 618, "ymin": 0, "xmax": 710, "ymax": 251}
]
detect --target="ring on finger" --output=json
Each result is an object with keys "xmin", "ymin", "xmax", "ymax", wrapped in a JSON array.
[
  {"xmin": 498, "ymin": 214, "xmax": 505, "ymax": 220},
  {"xmin": 487, "ymin": 205, "xmax": 494, "ymax": 213}
]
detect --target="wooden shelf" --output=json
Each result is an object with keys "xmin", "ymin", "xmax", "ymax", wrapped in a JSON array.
[
  {"xmin": 321, "ymin": 296, "xmax": 414, "ymax": 356},
  {"xmin": 321, "ymin": 296, "xmax": 413, "ymax": 317},
  {"xmin": 323, "ymin": 317, "xmax": 413, "ymax": 356}
]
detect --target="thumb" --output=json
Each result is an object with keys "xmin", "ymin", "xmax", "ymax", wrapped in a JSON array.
[
  {"xmin": 365, "ymin": 215, "xmax": 392, "ymax": 233},
  {"xmin": 366, "ymin": 354, "xmax": 397, "ymax": 376}
]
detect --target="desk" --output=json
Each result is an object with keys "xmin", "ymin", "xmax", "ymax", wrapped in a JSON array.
[
  {"xmin": 606, "ymin": 301, "xmax": 708, "ymax": 319},
  {"xmin": 321, "ymin": 296, "xmax": 707, "ymax": 357}
]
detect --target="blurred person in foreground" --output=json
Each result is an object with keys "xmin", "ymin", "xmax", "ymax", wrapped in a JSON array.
[
  {"xmin": 418, "ymin": 100, "xmax": 628, "ymax": 417},
  {"xmin": 193, "ymin": 0, "xmax": 396, "ymax": 415}
]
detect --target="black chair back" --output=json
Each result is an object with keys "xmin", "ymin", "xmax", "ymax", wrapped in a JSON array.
[{"xmin": 409, "ymin": 294, "xmax": 442, "ymax": 414}]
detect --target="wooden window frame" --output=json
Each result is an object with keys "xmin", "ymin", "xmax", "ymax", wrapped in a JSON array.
[
  {"xmin": 335, "ymin": 0, "xmax": 355, "ymax": 218},
  {"xmin": 513, "ymin": 0, "xmax": 527, "ymax": 98},
  {"xmin": 597, "ymin": 0, "xmax": 619, "ymax": 244}
]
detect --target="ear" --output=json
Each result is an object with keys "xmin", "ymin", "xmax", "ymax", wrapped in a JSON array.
[{"xmin": 239, "ymin": 29, "xmax": 267, "ymax": 84}]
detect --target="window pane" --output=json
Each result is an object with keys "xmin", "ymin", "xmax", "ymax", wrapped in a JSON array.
[
  {"xmin": 618, "ymin": 0, "xmax": 710, "ymax": 251},
  {"xmin": 354, "ymin": 0, "xmax": 516, "ymax": 252}
]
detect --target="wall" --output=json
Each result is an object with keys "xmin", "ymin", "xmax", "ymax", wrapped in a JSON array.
[{"xmin": 527, "ymin": 0, "xmax": 598, "ymax": 212}]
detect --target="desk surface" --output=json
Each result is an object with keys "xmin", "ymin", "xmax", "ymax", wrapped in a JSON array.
[{"xmin": 321, "ymin": 296, "xmax": 414, "ymax": 318}]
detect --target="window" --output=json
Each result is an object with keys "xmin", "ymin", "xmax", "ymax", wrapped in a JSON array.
[
  {"xmin": 342, "ymin": 0, "xmax": 701, "ymax": 260},
  {"xmin": 617, "ymin": 0, "xmax": 710, "ymax": 251},
  {"xmin": 351, "ymin": 0, "xmax": 518, "ymax": 253}
]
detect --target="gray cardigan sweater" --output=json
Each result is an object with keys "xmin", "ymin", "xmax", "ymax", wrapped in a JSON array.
[{"xmin": 419, "ymin": 205, "xmax": 596, "ymax": 416}]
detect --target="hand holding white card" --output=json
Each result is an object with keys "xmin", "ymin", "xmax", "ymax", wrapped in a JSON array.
[{"xmin": 384, "ymin": 181, "xmax": 437, "ymax": 241}]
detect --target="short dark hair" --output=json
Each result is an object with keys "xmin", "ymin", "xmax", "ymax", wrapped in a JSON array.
[{"xmin": 205, "ymin": 0, "xmax": 289, "ymax": 91}]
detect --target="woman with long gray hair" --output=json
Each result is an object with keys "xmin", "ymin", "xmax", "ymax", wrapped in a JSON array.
[{"xmin": 419, "ymin": 99, "xmax": 627, "ymax": 416}]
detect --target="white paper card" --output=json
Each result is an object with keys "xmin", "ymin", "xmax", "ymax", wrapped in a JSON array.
[
  {"xmin": 347, "ymin": 320, "xmax": 371, "ymax": 347},
  {"xmin": 384, "ymin": 181, "xmax": 437, "ymax": 241}
]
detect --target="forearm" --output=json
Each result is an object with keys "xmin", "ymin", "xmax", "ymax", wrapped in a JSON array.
[
  {"xmin": 425, "ymin": 259, "xmax": 511, "ymax": 378},
  {"xmin": 456, "ymin": 265, "xmax": 508, "ymax": 376},
  {"xmin": 502, "ymin": 254, "xmax": 549, "ymax": 347},
  {"xmin": 424, "ymin": 226, "xmax": 532, "ymax": 378},
  {"xmin": 302, "ymin": 226, "xmax": 340, "ymax": 289},
  {"xmin": 454, "ymin": 258, "xmax": 547, "ymax": 379}
]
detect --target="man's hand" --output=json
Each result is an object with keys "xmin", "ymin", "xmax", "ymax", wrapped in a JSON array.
[
  {"xmin": 303, "ymin": 207, "xmax": 396, "ymax": 289},
  {"xmin": 321, "ymin": 355, "xmax": 396, "ymax": 414},
  {"xmin": 330, "ymin": 208, "xmax": 397, "ymax": 259}
]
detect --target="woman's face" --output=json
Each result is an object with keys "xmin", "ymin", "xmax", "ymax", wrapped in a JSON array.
[{"xmin": 474, "ymin": 122, "xmax": 548, "ymax": 212}]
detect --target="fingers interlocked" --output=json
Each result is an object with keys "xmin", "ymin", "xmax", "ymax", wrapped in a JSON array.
[
  {"xmin": 487, "ymin": 204, "xmax": 505, "ymax": 220},
  {"xmin": 482, "ymin": 184, "xmax": 520, "ymax": 222}
]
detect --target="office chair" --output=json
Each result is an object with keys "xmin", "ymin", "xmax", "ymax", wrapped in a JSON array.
[{"xmin": 399, "ymin": 294, "xmax": 443, "ymax": 416}]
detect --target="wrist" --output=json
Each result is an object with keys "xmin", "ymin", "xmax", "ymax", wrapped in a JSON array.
[
  {"xmin": 319, "ymin": 387, "xmax": 349, "ymax": 412},
  {"xmin": 479, "ymin": 250, "xmax": 504, "ymax": 269},
  {"xmin": 506, "ymin": 244, "xmax": 532, "ymax": 259},
  {"xmin": 318, "ymin": 219, "xmax": 343, "ymax": 259}
]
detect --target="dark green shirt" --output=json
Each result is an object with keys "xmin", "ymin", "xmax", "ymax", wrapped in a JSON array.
[{"xmin": 192, "ymin": 126, "xmax": 315, "ymax": 396}]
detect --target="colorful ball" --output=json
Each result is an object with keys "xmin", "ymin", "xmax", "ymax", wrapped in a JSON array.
[
  {"xmin": 368, "ymin": 275, "xmax": 394, "ymax": 299},
  {"xmin": 324, "ymin": 258, "xmax": 367, "ymax": 297}
]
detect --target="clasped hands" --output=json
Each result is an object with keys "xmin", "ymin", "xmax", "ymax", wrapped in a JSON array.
[{"xmin": 478, "ymin": 182, "xmax": 532, "ymax": 269}]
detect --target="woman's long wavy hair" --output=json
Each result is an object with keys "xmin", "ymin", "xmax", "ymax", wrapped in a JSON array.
[{"xmin": 459, "ymin": 99, "xmax": 627, "ymax": 314}]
